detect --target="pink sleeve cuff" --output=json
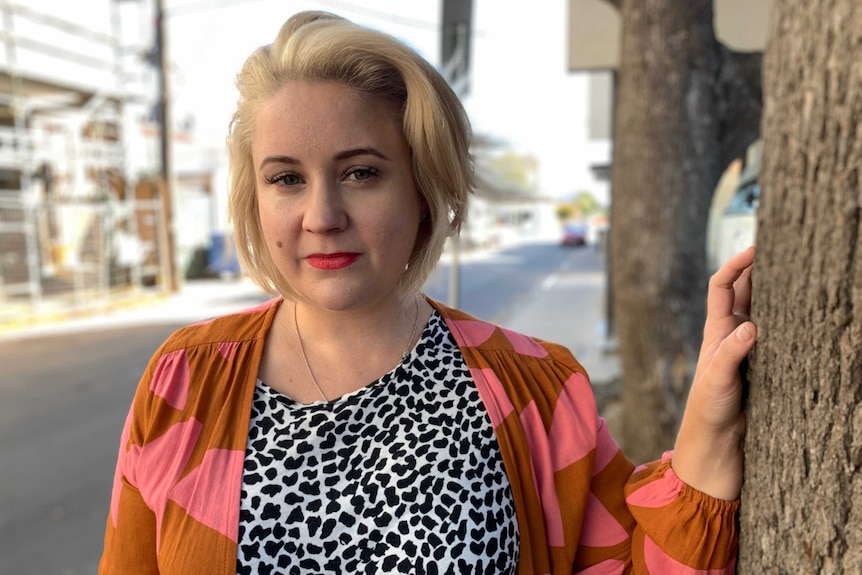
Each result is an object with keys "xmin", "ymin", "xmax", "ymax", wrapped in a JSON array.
[{"xmin": 625, "ymin": 451, "xmax": 739, "ymax": 571}]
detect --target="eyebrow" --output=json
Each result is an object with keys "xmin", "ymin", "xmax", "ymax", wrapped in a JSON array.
[
  {"xmin": 334, "ymin": 147, "xmax": 389, "ymax": 161},
  {"xmin": 258, "ymin": 147, "xmax": 389, "ymax": 170}
]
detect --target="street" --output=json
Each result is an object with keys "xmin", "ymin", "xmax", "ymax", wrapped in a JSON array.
[{"xmin": 0, "ymin": 239, "xmax": 608, "ymax": 575}]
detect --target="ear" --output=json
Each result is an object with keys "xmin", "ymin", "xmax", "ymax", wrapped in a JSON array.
[{"xmin": 420, "ymin": 198, "xmax": 431, "ymax": 222}]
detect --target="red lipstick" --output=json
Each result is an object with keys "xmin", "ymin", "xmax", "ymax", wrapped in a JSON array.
[{"xmin": 306, "ymin": 253, "xmax": 359, "ymax": 270}]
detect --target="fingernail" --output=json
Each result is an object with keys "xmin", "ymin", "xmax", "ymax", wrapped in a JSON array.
[{"xmin": 736, "ymin": 324, "xmax": 753, "ymax": 342}]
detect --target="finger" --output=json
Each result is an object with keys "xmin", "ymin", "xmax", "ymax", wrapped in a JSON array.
[
  {"xmin": 705, "ymin": 321, "xmax": 757, "ymax": 386},
  {"xmin": 733, "ymin": 266, "xmax": 753, "ymax": 319},
  {"xmin": 708, "ymin": 247, "xmax": 755, "ymax": 323}
]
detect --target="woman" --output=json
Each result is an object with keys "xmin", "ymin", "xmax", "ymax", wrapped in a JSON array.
[{"xmin": 100, "ymin": 11, "xmax": 756, "ymax": 574}]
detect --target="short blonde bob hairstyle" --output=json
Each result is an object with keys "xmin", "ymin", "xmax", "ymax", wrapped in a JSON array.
[{"xmin": 228, "ymin": 10, "xmax": 473, "ymax": 298}]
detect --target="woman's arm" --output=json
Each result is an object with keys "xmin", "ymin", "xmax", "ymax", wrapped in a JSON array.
[
  {"xmin": 672, "ymin": 247, "xmax": 756, "ymax": 501},
  {"xmin": 99, "ymin": 406, "xmax": 160, "ymax": 574}
]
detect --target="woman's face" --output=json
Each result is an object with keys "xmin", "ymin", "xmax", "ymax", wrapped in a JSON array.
[{"xmin": 252, "ymin": 81, "xmax": 423, "ymax": 312}]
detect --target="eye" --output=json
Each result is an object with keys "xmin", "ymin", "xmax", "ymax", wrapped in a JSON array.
[
  {"xmin": 344, "ymin": 166, "xmax": 379, "ymax": 182},
  {"xmin": 264, "ymin": 171, "xmax": 303, "ymax": 186}
]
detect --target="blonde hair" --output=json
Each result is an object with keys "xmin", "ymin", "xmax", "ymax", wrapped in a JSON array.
[{"xmin": 227, "ymin": 11, "xmax": 473, "ymax": 297}]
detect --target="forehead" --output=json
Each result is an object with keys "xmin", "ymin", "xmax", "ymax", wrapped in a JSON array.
[{"xmin": 252, "ymin": 81, "xmax": 405, "ymax": 156}]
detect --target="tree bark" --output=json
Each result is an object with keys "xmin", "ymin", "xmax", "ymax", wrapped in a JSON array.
[
  {"xmin": 739, "ymin": 0, "xmax": 862, "ymax": 572},
  {"xmin": 607, "ymin": 0, "xmax": 761, "ymax": 462}
]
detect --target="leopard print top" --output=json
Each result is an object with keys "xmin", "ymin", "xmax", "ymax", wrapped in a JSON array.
[{"xmin": 236, "ymin": 311, "xmax": 519, "ymax": 574}]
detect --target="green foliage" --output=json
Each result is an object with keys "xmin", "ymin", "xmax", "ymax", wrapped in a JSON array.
[
  {"xmin": 556, "ymin": 191, "xmax": 604, "ymax": 221},
  {"xmin": 484, "ymin": 150, "xmax": 537, "ymax": 190},
  {"xmin": 556, "ymin": 205, "xmax": 574, "ymax": 220},
  {"xmin": 573, "ymin": 191, "xmax": 600, "ymax": 215}
]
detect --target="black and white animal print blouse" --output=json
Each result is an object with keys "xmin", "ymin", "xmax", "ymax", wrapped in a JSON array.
[{"xmin": 237, "ymin": 311, "xmax": 519, "ymax": 574}]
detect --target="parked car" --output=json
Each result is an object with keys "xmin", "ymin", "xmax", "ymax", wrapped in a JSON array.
[
  {"xmin": 561, "ymin": 222, "xmax": 587, "ymax": 246},
  {"xmin": 709, "ymin": 139, "xmax": 761, "ymax": 272},
  {"xmin": 715, "ymin": 180, "xmax": 759, "ymax": 267}
]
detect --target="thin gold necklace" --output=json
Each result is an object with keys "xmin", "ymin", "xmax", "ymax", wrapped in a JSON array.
[
  {"xmin": 293, "ymin": 298, "xmax": 422, "ymax": 402},
  {"xmin": 400, "ymin": 297, "xmax": 422, "ymax": 361}
]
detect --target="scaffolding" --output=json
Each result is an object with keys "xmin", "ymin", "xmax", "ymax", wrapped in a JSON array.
[{"xmin": 0, "ymin": 0, "xmax": 166, "ymax": 319}]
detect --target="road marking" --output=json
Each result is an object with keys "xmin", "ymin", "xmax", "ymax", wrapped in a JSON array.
[
  {"xmin": 541, "ymin": 274, "xmax": 559, "ymax": 290},
  {"xmin": 556, "ymin": 272, "xmax": 604, "ymax": 286}
]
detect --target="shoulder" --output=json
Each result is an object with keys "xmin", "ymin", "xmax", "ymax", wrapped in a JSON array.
[
  {"xmin": 156, "ymin": 297, "xmax": 282, "ymax": 355},
  {"xmin": 427, "ymin": 299, "xmax": 599, "ymax": 442},
  {"xmin": 131, "ymin": 297, "xmax": 281, "ymax": 424},
  {"xmin": 428, "ymin": 297, "xmax": 587, "ymax": 377}
]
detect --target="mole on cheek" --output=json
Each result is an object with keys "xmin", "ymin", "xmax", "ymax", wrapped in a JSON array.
[{"xmin": 276, "ymin": 241, "xmax": 283, "ymax": 248}]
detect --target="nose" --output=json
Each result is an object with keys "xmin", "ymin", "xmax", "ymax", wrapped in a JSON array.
[{"xmin": 302, "ymin": 178, "xmax": 347, "ymax": 234}]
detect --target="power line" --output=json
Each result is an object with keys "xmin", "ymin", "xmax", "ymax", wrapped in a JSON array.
[
  {"xmin": 167, "ymin": 0, "xmax": 439, "ymax": 30},
  {"xmin": 306, "ymin": 0, "xmax": 439, "ymax": 30},
  {"xmin": 167, "ymin": 0, "xmax": 266, "ymax": 17},
  {"xmin": 2, "ymin": 1, "xmax": 118, "ymax": 45}
]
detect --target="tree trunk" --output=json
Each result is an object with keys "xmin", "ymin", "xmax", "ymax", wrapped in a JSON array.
[
  {"xmin": 609, "ymin": 0, "xmax": 760, "ymax": 462},
  {"xmin": 739, "ymin": 1, "xmax": 862, "ymax": 572}
]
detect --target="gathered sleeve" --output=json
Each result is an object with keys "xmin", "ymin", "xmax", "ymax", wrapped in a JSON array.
[
  {"xmin": 572, "ymin": 419, "xmax": 738, "ymax": 574},
  {"xmin": 379, "ymin": 299, "xmax": 741, "ymax": 575},
  {"xmin": 621, "ymin": 451, "xmax": 740, "ymax": 573}
]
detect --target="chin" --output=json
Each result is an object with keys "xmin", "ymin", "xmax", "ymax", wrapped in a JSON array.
[{"xmin": 299, "ymin": 283, "xmax": 403, "ymax": 313}]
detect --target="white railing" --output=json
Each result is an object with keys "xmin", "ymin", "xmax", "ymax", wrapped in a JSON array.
[{"xmin": 0, "ymin": 196, "xmax": 168, "ymax": 317}]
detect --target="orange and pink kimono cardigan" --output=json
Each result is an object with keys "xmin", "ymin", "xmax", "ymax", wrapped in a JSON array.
[{"xmin": 100, "ymin": 297, "xmax": 739, "ymax": 574}]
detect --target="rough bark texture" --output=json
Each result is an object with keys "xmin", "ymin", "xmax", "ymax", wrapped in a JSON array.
[
  {"xmin": 739, "ymin": 1, "xmax": 862, "ymax": 573},
  {"xmin": 607, "ymin": 0, "xmax": 761, "ymax": 462}
]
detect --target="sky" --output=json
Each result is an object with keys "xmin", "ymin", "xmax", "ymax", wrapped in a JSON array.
[{"xmin": 11, "ymin": 0, "xmax": 603, "ymax": 200}]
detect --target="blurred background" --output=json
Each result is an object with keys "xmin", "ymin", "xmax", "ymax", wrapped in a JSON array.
[
  {"xmin": 0, "ymin": 1, "xmax": 767, "ymax": 573},
  {"xmin": 0, "ymin": 0, "xmax": 617, "ymax": 315}
]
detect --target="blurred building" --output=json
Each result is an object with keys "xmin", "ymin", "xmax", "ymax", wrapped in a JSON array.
[
  {"xmin": 566, "ymin": 0, "xmax": 773, "ymax": 191},
  {"xmin": 566, "ymin": 0, "xmax": 772, "ymax": 342},
  {"xmin": 0, "ymin": 0, "xmax": 165, "ymax": 317}
]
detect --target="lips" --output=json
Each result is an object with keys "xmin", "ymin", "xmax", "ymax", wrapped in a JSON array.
[{"xmin": 305, "ymin": 253, "xmax": 360, "ymax": 270}]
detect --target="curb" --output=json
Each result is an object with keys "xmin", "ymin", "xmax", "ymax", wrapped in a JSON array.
[{"xmin": 0, "ymin": 289, "xmax": 170, "ymax": 337}]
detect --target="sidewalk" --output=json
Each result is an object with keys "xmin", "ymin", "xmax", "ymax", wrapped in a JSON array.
[
  {"xmin": 1, "ymin": 237, "xmax": 620, "ymax": 397},
  {"xmin": 0, "ymin": 234, "xmax": 523, "ymax": 339},
  {"xmin": 498, "ymin": 262, "xmax": 620, "ymax": 388},
  {"xmin": 0, "ymin": 232, "xmax": 515, "ymax": 336},
  {"xmin": 0, "ymin": 277, "xmax": 273, "ymax": 341}
]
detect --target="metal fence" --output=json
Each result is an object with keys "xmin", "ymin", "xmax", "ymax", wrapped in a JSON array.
[{"xmin": 0, "ymin": 196, "xmax": 168, "ymax": 323}]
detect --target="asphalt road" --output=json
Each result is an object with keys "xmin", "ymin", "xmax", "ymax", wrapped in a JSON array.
[
  {"xmin": 0, "ymin": 239, "xmax": 604, "ymax": 575},
  {"xmin": 1, "ymin": 325, "xmax": 185, "ymax": 575},
  {"xmin": 427, "ymin": 239, "xmax": 603, "ymax": 324}
]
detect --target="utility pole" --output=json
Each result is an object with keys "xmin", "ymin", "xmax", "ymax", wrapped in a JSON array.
[
  {"xmin": 440, "ymin": 0, "xmax": 472, "ymax": 308},
  {"xmin": 155, "ymin": 0, "xmax": 178, "ymax": 291}
]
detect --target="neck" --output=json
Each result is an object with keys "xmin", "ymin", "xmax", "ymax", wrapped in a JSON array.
[
  {"xmin": 296, "ymin": 293, "xmax": 418, "ymax": 337},
  {"xmin": 289, "ymin": 293, "xmax": 427, "ymax": 360},
  {"xmin": 288, "ymin": 293, "xmax": 427, "ymax": 402}
]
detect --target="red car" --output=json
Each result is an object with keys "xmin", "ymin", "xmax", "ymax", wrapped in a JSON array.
[{"xmin": 561, "ymin": 223, "xmax": 587, "ymax": 246}]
